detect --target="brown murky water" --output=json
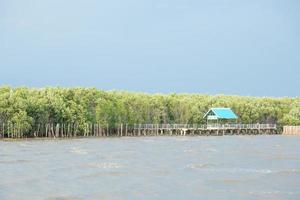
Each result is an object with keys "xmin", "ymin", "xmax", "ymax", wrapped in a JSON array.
[{"xmin": 1, "ymin": 136, "xmax": 300, "ymax": 200}]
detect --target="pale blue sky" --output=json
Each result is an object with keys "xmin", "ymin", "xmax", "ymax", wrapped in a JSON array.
[{"xmin": 0, "ymin": 0, "xmax": 299, "ymax": 96}]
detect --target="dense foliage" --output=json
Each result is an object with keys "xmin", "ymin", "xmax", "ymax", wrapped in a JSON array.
[{"xmin": 0, "ymin": 86, "xmax": 299, "ymax": 136}]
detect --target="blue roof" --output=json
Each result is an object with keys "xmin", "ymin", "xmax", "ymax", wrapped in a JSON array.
[{"xmin": 204, "ymin": 108, "xmax": 238, "ymax": 119}]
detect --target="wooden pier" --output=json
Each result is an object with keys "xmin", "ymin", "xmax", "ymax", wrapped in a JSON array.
[
  {"xmin": 131, "ymin": 124, "xmax": 277, "ymax": 136},
  {"xmin": 0, "ymin": 123, "xmax": 277, "ymax": 138}
]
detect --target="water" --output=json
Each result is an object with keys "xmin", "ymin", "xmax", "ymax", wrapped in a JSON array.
[{"xmin": 1, "ymin": 136, "xmax": 300, "ymax": 200}]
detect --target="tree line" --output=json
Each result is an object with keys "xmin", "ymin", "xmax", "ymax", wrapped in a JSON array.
[{"xmin": 0, "ymin": 86, "xmax": 299, "ymax": 137}]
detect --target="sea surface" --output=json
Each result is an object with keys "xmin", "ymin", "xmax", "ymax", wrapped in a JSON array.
[{"xmin": 1, "ymin": 136, "xmax": 300, "ymax": 200}]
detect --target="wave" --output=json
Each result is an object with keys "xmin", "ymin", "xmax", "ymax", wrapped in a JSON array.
[
  {"xmin": 185, "ymin": 164, "xmax": 300, "ymax": 176},
  {"xmin": 249, "ymin": 190, "xmax": 296, "ymax": 196},
  {"xmin": 273, "ymin": 169, "xmax": 300, "ymax": 175},
  {"xmin": 266, "ymin": 155, "xmax": 299, "ymax": 161},
  {"xmin": 209, "ymin": 178, "xmax": 246, "ymax": 184},
  {"xmin": 174, "ymin": 138, "xmax": 191, "ymax": 141},
  {"xmin": 185, "ymin": 163, "xmax": 215, "ymax": 169},
  {"xmin": 183, "ymin": 149, "xmax": 196, "ymax": 153},
  {"xmin": 86, "ymin": 162, "xmax": 123, "ymax": 169},
  {"xmin": 46, "ymin": 195, "xmax": 81, "ymax": 200},
  {"xmin": 185, "ymin": 165, "xmax": 273, "ymax": 174},
  {"xmin": 0, "ymin": 159, "xmax": 32, "ymax": 164},
  {"xmin": 206, "ymin": 148, "xmax": 218, "ymax": 152},
  {"xmin": 69, "ymin": 147, "xmax": 87, "ymax": 155},
  {"xmin": 80, "ymin": 171, "xmax": 127, "ymax": 179}
]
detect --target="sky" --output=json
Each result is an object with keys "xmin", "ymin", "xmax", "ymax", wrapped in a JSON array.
[{"xmin": 0, "ymin": 0, "xmax": 299, "ymax": 97}]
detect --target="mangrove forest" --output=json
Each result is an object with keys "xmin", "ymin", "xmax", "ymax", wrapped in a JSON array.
[{"xmin": 0, "ymin": 86, "xmax": 299, "ymax": 138}]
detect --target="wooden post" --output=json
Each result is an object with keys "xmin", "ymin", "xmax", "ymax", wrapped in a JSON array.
[
  {"xmin": 1, "ymin": 123, "xmax": 3, "ymax": 138},
  {"xmin": 100, "ymin": 124, "xmax": 102, "ymax": 137},
  {"xmin": 138, "ymin": 124, "xmax": 141, "ymax": 136},
  {"xmin": 120, "ymin": 123, "xmax": 123, "ymax": 137},
  {"xmin": 95, "ymin": 124, "xmax": 98, "ymax": 137},
  {"xmin": 2, "ymin": 123, "xmax": 4, "ymax": 138},
  {"xmin": 107, "ymin": 123, "xmax": 109, "ymax": 137},
  {"xmin": 55, "ymin": 124, "xmax": 58, "ymax": 138},
  {"xmin": 45, "ymin": 124, "xmax": 48, "ymax": 138}
]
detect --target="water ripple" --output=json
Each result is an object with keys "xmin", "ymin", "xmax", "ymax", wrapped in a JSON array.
[{"xmin": 85, "ymin": 162, "xmax": 123, "ymax": 169}]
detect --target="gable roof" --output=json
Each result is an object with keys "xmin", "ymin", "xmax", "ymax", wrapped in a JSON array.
[{"xmin": 203, "ymin": 108, "xmax": 238, "ymax": 119}]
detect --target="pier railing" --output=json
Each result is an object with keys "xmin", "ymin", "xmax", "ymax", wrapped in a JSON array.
[{"xmin": 206, "ymin": 123, "xmax": 276, "ymax": 129}]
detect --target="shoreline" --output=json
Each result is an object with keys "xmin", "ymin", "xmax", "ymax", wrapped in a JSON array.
[{"xmin": 1, "ymin": 134, "xmax": 292, "ymax": 142}]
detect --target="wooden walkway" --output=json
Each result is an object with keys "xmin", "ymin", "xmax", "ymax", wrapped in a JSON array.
[
  {"xmin": 0, "ymin": 123, "xmax": 277, "ymax": 138},
  {"xmin": 132, "ymin": 124, "xmax": 277, "ymax": 136}
]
